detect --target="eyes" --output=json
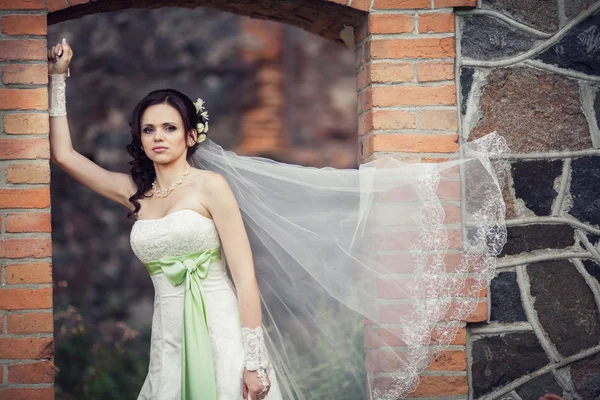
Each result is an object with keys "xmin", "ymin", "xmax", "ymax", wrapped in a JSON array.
[{"xmin": 143, "ymin": 126, "xmax": 176, "ymax": 134}]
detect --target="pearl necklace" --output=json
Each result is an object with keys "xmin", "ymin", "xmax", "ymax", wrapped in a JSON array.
[{"xmin": 151, "ymin": 166, "xmax": 191, "ymax": 198}]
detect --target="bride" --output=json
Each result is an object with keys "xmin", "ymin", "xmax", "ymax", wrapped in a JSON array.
[
  {"xmin": 49, "ymin": 39, "xmax": 278, "ymax": 400},
  {"xmin": 48, "ymin": 38, "xmax": 510, "ymax": 400}
]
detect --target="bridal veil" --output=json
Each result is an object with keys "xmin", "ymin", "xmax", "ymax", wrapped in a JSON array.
[{"xmin": 191, "ymin": 131, "xmax": 509, "ymax": 400}]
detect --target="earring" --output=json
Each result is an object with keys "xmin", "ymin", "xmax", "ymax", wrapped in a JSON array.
[{"xmin": 140, "ymin": 145, "xmax": 144, "ymax": 150}]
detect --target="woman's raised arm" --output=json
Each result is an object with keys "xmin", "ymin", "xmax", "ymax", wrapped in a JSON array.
[{"xmin": 48, "ymin": 38, "xmax": 136, "ymax": 210}]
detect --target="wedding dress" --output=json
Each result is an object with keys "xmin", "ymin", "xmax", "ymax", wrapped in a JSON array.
[
  {"xmin": 128, "ymin": 131, "xmax": 510, "ymax": 400},
  {"xmin": 130, "ymin": 208, "xmax": 283, "ymax": 400}
]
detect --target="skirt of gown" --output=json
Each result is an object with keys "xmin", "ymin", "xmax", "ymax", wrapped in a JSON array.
[{"xmin": 130, "ymin": 209, "xmax": 283, "ymax": 400}]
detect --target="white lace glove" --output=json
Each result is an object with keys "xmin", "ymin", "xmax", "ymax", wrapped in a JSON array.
[
  {"xmin": 242, "ymin": 326, "xmax": 270, "ymax": 396},
  {"xmin": 48, "ymin": 68, "xmax": 69, "ymax": 117}
]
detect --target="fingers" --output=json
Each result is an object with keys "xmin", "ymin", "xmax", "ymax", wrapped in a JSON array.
[{"xmin": 48, "ymin": 38, "xmax": 71, "ymax": 59}]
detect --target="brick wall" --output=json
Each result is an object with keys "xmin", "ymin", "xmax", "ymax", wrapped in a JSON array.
[
  {"xmin": 354, "ymin": 0, "xmax": 477, "ymax": 397},
  {"xmin": 0, "ymin": 0, "xmax": 55, "ymax": 399},
  {"xmin": 0, "ymin": 0, "xmax": 477, "ymax": 398}
]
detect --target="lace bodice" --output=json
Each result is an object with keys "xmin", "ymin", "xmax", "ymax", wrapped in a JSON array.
[
  {"xmin": 130, "ymin": 208, "xmax": 221, "ymax": 264},
  {"xmin": 131, "ymin": 208, "xmax": 283, "ymax": 400}
]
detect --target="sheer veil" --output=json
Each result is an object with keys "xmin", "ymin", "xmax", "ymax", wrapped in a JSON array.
[{"xmin": 190, "ymin": 131, "xmax": 510, "ymax": 400}]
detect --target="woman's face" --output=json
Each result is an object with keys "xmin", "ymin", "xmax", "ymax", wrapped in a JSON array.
[{"xmin": 140, "ymin": 103, "xmax": 196, "ymax": 164}]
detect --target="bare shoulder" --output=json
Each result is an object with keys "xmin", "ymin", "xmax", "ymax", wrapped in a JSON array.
[
  {"xmin": 191, "ymin": 168, "xmax": 229, "ymax": 193},
  {"xmin": 190, "ymin": 169, "xmax": 236, "ymax": 214}
]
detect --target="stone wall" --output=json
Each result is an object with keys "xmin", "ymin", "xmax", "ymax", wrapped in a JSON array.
[{"xmin": 459, "ymin": 1, "xmax": 600, "ymax": 399}]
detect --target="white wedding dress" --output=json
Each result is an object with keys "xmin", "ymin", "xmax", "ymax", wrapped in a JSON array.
[{"xmin": 129, "ymin": 208, "xmax": 283, "ymax": 400}]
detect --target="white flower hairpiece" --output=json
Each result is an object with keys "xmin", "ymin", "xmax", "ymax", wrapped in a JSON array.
[{"xmin": 193, "ymin": 97, "xmax": 209, "ymax": 143}]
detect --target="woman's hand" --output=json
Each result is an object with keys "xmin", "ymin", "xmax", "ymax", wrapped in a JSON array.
[
  {"xmin": 242, "ymin": 368, "xmax": 271, "ymax": 400},
  {"xmin": 48, "ymin": 38, "xmax": 73, "ymax": 75}
]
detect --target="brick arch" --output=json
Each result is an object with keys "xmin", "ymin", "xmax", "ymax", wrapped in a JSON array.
[
  {"xmin": 0, "ymin": 0, "xmax": 476, "ymax": 398},
  {"xmin": 47, "ymin": 0, "xmax": 368, "ymax": 43}
]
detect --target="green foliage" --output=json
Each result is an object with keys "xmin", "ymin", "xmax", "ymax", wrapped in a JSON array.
[
  {"xmin": 267, "ymin": 297, "xmax": 369, "ymax": 400},
  {"xmin": 55, "ymin": 306, "xmax": 150, "ymax": 400}
]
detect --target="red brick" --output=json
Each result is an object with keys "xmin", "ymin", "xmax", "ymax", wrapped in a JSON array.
[
  {"xmin": 358, "ymin": 111, "xmax": 373, "ymax": 135},
  {"xmin": 349, "ymin": 0, "xmax": 371, "ymax": 11},
  {"xmin": 419, "ymin": 12, "xmax": 455, "ymax": 33},
  {"xmin": 433, "ymin": 325, "xmax": 466, "ymax": 345},
  {"xmin": 373, "ymin": 110, "xmax": 417, "ymax": 131},
  {"xmin": 377, "ymin": 274, "xmax": 484, "ymax": 300},
  {"xmin": 1, "ymin": 15, "xmax": 47, "ymax": 35},
  {"xmin": 356, "ymin": 66, "xmax": 370, "ymax": 90},
  {"xmin": 46, "ymin": 0, "xmax": 69, "ymax": 12},
  {"xmin": 8, "ymin": 360, "xmax": 54, "ymax": 383},
  {"xmin": 371, "ymin": 62, "xmax": 414, "ymax": 82},
  {"xmin": 6, "ymin": 262, "xmax": 52, "ymax": 284},
  {"xmin": 417, "ymin": 61, "xmax": 454, "ymax": 81},
  {"xmin": 373, "ymin": 0, "xmax": 431, "ymax": 9},
  {"xmin": 446, "ymin": 300, "xmax": 487, "ymax": 322},
  {"xmin": 360, "ymin": 136, "xmax": 373, "ymax": 159},
  {"xmin": 376, "ymin": 252, "xmax": 480, "ymax": 275},
  {"xmin": 4, "ymin": 113, "xmax": 49, "ymax": 134},
  {"xmin": 372, "ymin": 84, "xmax": 456, "ymax": 106},
  {"xmin": 0, "ymin": 138, "xmax": 49, "ymax": 159},
  {"xmin": 371, "ymin": 37, "xmax": 455, "ymax": 59},
  {"xmin": 378, "ymin": 300, "xmax": 483, "ymax": 325},
  {"xmin": 0, "ymin": 0, "xmax": 45, "ymax": 9},
  {"xmin": 411, "ymin": 375, "xmax": 468, "ymax": 396},
  {"xmin": 0, "ymin": 88, "xmax": 47, "ymax": 110},
  {"xmin": 6, "ymin": 163, "xmax": 50, "ymax": 184},
  {"xmin": 0, "ymin": 40, "xmax": 46, "ymax": 61},
  {"xmin": 5, "ymin": 237, "xmax": 52, "ymax": 258},
  {"xmin": 0, "ymin": 388, "xmax": 54, "ymax": 400},
  {"xmin": 0, "ymin": 337, "xmax": 53, "ymax": 359},
  {"xmin": 375, "ymin": 180, "xmax": 461, "ymax": 203},
  {"xmin": 7, "ymin": 312, "xmax": 53, "ymax": 334},
  {"xmin": 355, "ymin": 40, "xmax": 369, "ymax": 69},
  {"xmin": 437, "ymin": 180, "xmax": 461, "ymax": 200},
  {"xmin": 370, "ymin": 325, "xmax": 467, "ymax": 347},
  {"xmin": 0, "ymin": 288, "xmax": 52, "ymax": 310},
  {"xmin": 434, "ymin": 0, "xmax": 476, "ymax": 7},
  {"xmin": 6, "ymin": 212, "xmax": 51, "ymax": 232},
  {"xmin": 2, "ymin": 64, "xmax": 48, "ymax": 85},
  {"xmin": 421, "ymin": 109, "xmax": 458, "ymax": 130},
  {"xmin": 358, "ymin": 88, "xmax": 373, "ymax": 115},
  {"xmin": 423, "ymin": 156, "xmax": 451, "ymax": 162},
  {"xmin": 369, "ymin": 14, "xmax": 415, "ymax": 34},
  {"xmin": 0, "ymin": 188, "xmax": 50, "ymax": 208}
]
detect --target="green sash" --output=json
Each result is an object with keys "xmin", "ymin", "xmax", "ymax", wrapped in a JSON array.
[{"xmin": 143, "ymin": 246, "xmax": 221, "ymax": 400}]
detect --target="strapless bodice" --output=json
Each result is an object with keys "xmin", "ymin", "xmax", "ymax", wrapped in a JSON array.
[
  {"xmin": 130, "ymin": 209, "xmax": 222, "ymax": 264},
  {"xmin": 131, "ymin": 208, "xmax": 284, "ymax": 400}
]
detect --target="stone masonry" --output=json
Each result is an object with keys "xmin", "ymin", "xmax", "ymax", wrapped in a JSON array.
[{"xmin": 460, "ymin": 1, "xmax": 600, "ymax": 399}]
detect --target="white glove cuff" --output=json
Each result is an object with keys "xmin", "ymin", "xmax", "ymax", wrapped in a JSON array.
[
  {"xmin": 49, "ymin": 72, "xmax": 67, "ymax": 117},
  {"xmin": 241, "ymin": 325, "xmax": 270, "ymax": 371}
]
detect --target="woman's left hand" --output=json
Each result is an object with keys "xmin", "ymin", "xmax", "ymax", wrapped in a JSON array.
[{"xmin": 242, "ymin": 368, "xmax": 271, "ymax": 400}]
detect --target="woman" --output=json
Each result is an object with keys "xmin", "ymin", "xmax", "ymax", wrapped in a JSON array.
[
  {"xmin": 49, "ymin": 39, "xmax": 277, "ymax": 400},
  {"xmin": 48, "ymin": 38, "xmax": 510, "ymax": 400}
]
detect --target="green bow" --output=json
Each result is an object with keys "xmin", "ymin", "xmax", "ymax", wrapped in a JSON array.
[{"xmin": 144, "ymin": 246, "xmax": 222, "ymax": 400}]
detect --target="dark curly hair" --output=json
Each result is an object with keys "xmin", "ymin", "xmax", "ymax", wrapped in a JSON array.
[{"xmin": 125, "ymin": 88, "xmax": 207, "ymax": 220}]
